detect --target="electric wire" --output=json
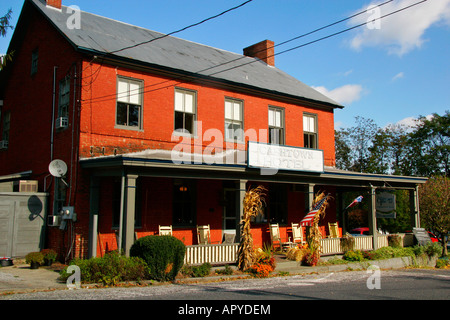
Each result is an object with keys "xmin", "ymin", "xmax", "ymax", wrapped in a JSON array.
[
  {"xmin": 81, "ymin": 0, "xmax": 428, "ymax": 104},
  {"xmin": 78, "ymin": 0, "xmax": 254, "ymax": 84}
]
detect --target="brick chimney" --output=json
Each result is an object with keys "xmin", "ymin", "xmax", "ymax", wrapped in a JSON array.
[
  {"xmin": 46, "ymin": 0, "xmax": 62, "ymax": 10},
  {"xmin": 243, "ymin": 40, "xmax": 275, "ymax": 66}
]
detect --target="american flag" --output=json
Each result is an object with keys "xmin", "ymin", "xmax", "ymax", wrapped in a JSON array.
[
  {"xmin": 300, "ymin": 194, "xmax": 330, "ymax": 226},
  {"xmin": 345, "ymin": 195, "xmax": 363, "ymax": 209}
]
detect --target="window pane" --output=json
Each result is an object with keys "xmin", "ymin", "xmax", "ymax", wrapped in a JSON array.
[
  {"xmin": 184, "ymin": 113, "xmax": 194, "ymax": 134},
  {"xmin": 175, "ymin": 90, "xmax": 184, "ymax": 112},
  {"xmin": 185, "ymin": 92, "xmax": 194, "ymax": 113},
  {"xmin": 225, "ymin": 121, "xmax": 234, "ymax": 140},
  {"xmin": 118, "ymin": 80, "xmax": 129, "ymax": 103},
  {"xmin": 233, "ymin": 102, "xmax": 241, "ymax": 121},
  {"xmin": 225, "ymin": 100, "xmax": 232, "ymax": 119},
  {"xmin": 128, "ymin": 104, "xmax": 140, "ymax": 127},
  {"xmin": 268, "ymin": 109, "xmax": 274, "ymax": 126},
  {"xmin": 275, "ymin": 110, "xmax": 281, "ymax": 127},
  {"xmin": 129, "ymin": 82, "xmax": 140, "ymax": 105},
  {"xmin": 175, "ymin": 111, "xmax": 184, "ymax": 131},
  {"xmin": 116, "ymin": 102, "xmax": 128, "ymax": 126},
  {"xmin": 233, "ymin": 123, "xmax": 243, "ymax": 141},
  {"xmin": 303, "ymin": 116, "xmax": 309, "ymax": 131},
  {"xmin": 309, "ymin": 117, "xmax": 315, "ymax": 133}
]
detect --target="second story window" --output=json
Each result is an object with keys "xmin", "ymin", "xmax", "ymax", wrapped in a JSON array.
[
  {"xmin": 1, "ymin": 110, "xmax": 10, "ymax": 148},
  {"xmin": 116, "ymin": 77, "xmax": 143, "ymax": 129},
  {"xmin": 268, "ymin": 107, "xmax": 284, "ymax": 145},
  {"xmin": 303, "ymin": 113, "xmax": 317, "ymax": 149},
  {"xmin": 58, "ymin": 77, "xmax": 70, "ymax": 119},
  {"xmin": 225, "ymin": 98, "xmax": 243, "ymax": 142},
  {"xmin": 174, "ymin": 88, "xmax": 196, "ymax": 135}
]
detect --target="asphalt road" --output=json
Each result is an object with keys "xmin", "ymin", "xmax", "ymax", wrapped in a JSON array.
[{"xmin": 1, "ymin": 268, "xmax": 448, "ymax": 302}]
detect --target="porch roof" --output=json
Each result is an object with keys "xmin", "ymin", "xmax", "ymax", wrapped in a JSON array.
[{"xmin": 79, "ymin": 149, "xmax": 427, "ymax": 189}]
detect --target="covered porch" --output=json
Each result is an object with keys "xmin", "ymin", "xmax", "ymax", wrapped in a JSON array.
[{"xmin": 80, "ymin": 150, "xmax": 427, "ymax": 264}]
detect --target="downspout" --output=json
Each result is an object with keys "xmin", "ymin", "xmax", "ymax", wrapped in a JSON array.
[
  {"xmin": 51, "ymin": 66, "xmax": 58, "ymax": 161},
  {"xmin": 68, "ymin": 63, "xmax": 77, "ymax": 206}
]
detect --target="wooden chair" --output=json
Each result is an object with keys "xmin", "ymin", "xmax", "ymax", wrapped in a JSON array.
[
  {"xmin": 269, "ymin": 223, "xmax": 292, "ymax": 250},
  {"xmin": 291, "ymin": 222, "xmax": 306, "ymax": 246},
  {"xmin": 222, "ymin": 232, "xmax": 236, "ymax": 244},
  {"xmin": 328, "ymin": 222, "xmax": 339, "ymax": 238},
  {"xmin": 196, "ymin": 225, "xmax": 219, "ymax": 244},
  {"xmin": 159, "ymin": 225, "xmax": 172, "ymax": 236}
]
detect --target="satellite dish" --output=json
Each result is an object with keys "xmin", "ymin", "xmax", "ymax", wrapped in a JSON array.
[{"xmin": 49, "ymin": 159, "xmax": 68, "ymax": 178}]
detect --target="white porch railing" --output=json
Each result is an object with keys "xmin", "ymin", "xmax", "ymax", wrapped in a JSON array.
[
  {"xmin": 183, "ymin": 235, "xmax": 389, "ymax": 264},
  {"xmin": 184, "ymin": 243, "xmax": 239, "ymax": 265},
  {"xmin": 320, "ymin": 235, "xmax": 389, "ymax": 255}
]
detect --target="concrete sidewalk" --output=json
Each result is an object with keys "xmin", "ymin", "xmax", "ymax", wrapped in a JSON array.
[{"xmin": 0, "ymin": 255, "xmax": 438, "ymax": 295}]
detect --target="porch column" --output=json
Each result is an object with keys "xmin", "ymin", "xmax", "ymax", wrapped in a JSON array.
[
  {"xmin": 409, "ymin": 185, "xmax": 420, "ymax": 228},
  {"xmin": 237, "ymin": 180, "xmax": 247, "ymax": 241},
  {"xmin": 88, "ymin": 176, "xmax": 100, "ymax": 258},
  {"xmin": 123, "ymin": 174, "xmax": 138, "ymax": 257},
  {"xmin": 368, "ymin": 186, "xmax": 378, "ymax": 250},
  {"xmin": 306, "ymin": 184, "xmax": 315, "ymax": 211}
]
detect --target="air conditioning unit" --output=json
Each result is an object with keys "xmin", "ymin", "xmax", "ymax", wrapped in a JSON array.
[
  {"xmin": 47, "ymin": 215, "xmax": 61, "ymax": 227},
  {"xmin": 55, "ymin": 117, "xmax": 68, "ymax": 129},
  {"xmin": 0, "ymin": 140, "xmax": 8, "ymax": 149}
]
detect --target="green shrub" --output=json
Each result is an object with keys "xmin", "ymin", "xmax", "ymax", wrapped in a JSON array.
[
  {"xmin": 59, "ymin": 251, "xmax": 148, "ymax": 285},
  {"xmin": 343, "ymin": 250, "xmax": 365, "ymax": 261},
  {"xmin": 387, "ymin": 234, "xmax": 403, "ymax": 248},
  {"xmin": 130, "ymin": 235, "xmax": 186, "ymax": 282},
  {"xmin": 215, "ymin": 265, "xmax": 233, "ymax": 275},
  {"xmin": 25, "ymin": 252, "xmax": 44, "ymax": 264},
  {"xmin": 181, "ymin": 263, "xmax": 212, "ymax": 277},
  {"xmin": 436, "ymin": 257, "xmax": 449, "ymax": 268},
  {"xmin": 424, "ymin": 242, "xmax": 442, "ymax": 258}
]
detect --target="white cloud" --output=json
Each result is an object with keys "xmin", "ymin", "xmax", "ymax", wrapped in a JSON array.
[
  {"xmin": 392, "ymin": 72, "xmax": 404, "ymax": 81},
  {"xmin": 313, "ymin": 84, "xmax": 363, "ymax": 105},
  {"xmin": 348, "ymin": 0, "xmax": 450, "ymax": 56},
  {"xmin": 386, "ymin": 114, "xmax": 434, "ymax": 129}
]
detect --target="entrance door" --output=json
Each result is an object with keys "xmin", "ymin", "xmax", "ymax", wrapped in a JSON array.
[{"xmin": 223, "ymin": 188, "xmax": 238, "ymax": 242}]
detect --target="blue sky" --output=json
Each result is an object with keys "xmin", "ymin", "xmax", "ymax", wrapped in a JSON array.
[{"xmin": 1, "ymin": 0, "xmax": 449, "ymax": 129}]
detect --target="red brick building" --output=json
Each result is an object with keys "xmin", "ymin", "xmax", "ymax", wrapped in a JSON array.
[{"xmin": 0, "ymin": 0, "xmax": 426, "ymax": 261}]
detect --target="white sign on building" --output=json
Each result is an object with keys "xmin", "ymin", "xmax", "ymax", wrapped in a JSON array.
[{"xmin": 247, "ymin": 142, "xmax": 324, "ymax": 173}]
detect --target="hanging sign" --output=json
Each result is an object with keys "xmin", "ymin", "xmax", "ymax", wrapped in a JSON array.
[
  {"xmin": 247, "ymin": 142, "xmax": 324, "ymax": 173},
  {"xmin": 376, "ymin": 192, "xmax": 396, "ymax": 219}
]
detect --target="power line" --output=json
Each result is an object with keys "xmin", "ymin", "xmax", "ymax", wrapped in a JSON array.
[
  {"xmin": 79, "ymin": 0, "xmax": 254, "ymax": 80},
  {"xmin": 109, "ymin": 0, "xmax": 254, "ymax": 55},
  {"xmin": 206, "ymin": 0, "xmax": 428, "ymax": 77},
  {"xmin": 82, "ymin": 0, "xmax": 428, "ymax": 104}
]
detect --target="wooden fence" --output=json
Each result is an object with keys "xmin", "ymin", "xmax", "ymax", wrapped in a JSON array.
[{"xmin": 183, "ymin": 235, "xmax": 390, "ymax": 265}]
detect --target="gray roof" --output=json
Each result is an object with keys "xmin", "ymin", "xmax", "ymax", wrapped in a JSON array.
[{"xmin": 30, "ymin": 0, "xmax": 343, "ymax": 108}]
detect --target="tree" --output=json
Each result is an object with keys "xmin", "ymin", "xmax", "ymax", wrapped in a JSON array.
[
  {"xmin": 405, "ymin": 111, "xmax": 450, "ymax": 177},
  {"xmin": 419, "ymin": 176, "xmax": 449, "ymax": 257},
  {"xmin": 349, "ymin": 116, "xmax": 378, "ymax": 172},
  {"xmin": 334, "ymin": 129, "xmax": 352, "ymax": 170},
  {"xmin": 0, "ymin": 9, "xmax": 14, "ymax": 71}
]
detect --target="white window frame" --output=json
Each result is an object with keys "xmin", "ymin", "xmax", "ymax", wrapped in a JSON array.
[
  {"xmin": 303, "ymin": 113, "xmax": 318, "ymax": 149},
  {"xmin": 174, "ymin": 87, "xmax": 197, "ymax": 136},
  {"xmin": 58, "ymin": 77, "xmax": 70, "ymax": 119},
  {"xmin": 268, "ymin": 106, "xmax": 285, "ymax": 145},
  {"xmin": 224, "ymin": 97, "xmax": 244, "ymax": 142},
  {"xmin": 116, "ymin": 76, "xmax": 143, "ymax": 130}
]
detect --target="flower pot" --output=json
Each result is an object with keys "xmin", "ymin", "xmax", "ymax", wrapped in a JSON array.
[
  {"xmin": 0, "ymin": 258, "xmax": 13, "ymax": 267},
  {"xmin": 30, "ymin": 261, "xmax": 40, "ymax": 269}
]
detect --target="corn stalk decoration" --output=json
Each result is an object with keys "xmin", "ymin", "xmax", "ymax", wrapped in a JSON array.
[
  {"xmin": 237, "ymin": 185, "xmax": 266, "ymax": 271},
  {"xmin": 305, "ymin": 192, "xmax": 331, "ymax": 264}
]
